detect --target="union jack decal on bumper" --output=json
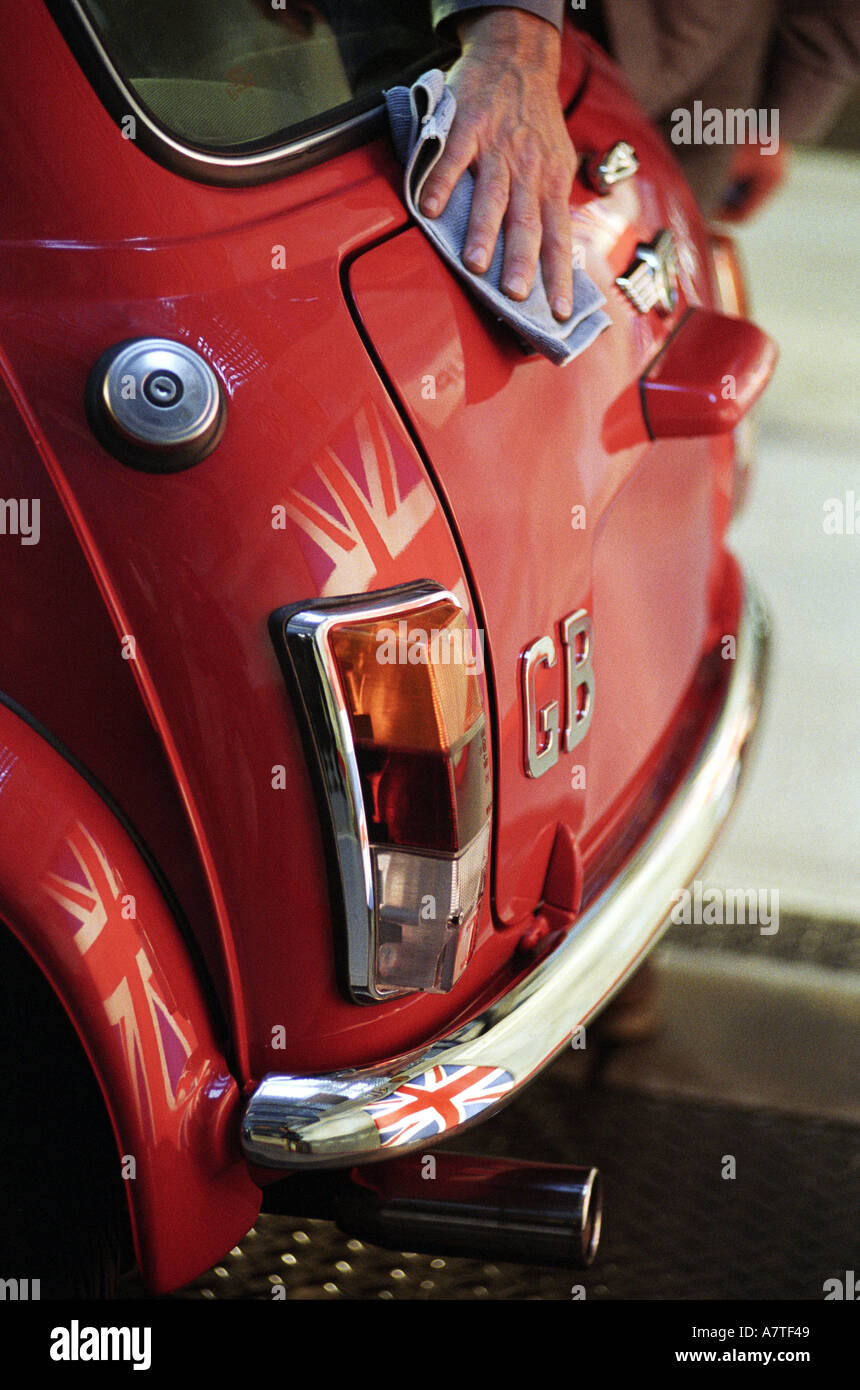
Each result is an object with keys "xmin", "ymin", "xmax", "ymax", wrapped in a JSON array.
[{"xmin": 364, "ymin": 1064, "xmax": 515, "ymax": 1148}]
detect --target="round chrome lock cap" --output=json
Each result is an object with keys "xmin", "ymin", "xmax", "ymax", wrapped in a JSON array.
[{"xmin": 86, "ymin": 337, "xmax": 226, "ymax": 471}]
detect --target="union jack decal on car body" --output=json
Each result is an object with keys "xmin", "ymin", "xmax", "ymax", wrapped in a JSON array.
[
  {"xmin": 280, "ymin": 400, "xmax": 455, "ymax": 597},
  {"xmin": 43, "ymin": 822, "xmax": 196, "ymax": 1137},
  {"xmin": 364, "ymin": 1064, "xmax": 515, "ymax": 1148}
]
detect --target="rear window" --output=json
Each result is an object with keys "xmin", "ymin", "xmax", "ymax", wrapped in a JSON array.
[{"xmin": 66, "ymin": 0, "xmax": 448, "ymax": 158}]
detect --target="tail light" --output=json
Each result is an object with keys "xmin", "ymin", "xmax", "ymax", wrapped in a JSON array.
[
  {"xmin": 271, "ymin": 584, "xmax": 491, "ymax": 1003},
  {"xmin": 709, "ymin": 231, "xmax": 748, "ymax": 320},
  {"xmin": 710, "ymin": 231, "xmax": 757, "ymax": 515}
]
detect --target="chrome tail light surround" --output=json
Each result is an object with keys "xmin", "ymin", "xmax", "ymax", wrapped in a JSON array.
[{"xmin": 270, "ymin": 582, "xmax": 491, "ymax": 1004}]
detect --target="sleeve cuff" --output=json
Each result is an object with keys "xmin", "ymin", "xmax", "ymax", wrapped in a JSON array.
[{"xmin": 431, "ymin": 2, "xmax": 566, "ymax": 39}]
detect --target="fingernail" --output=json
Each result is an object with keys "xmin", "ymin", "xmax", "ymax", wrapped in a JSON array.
[
  {"xmin": 504, "ymin": 274, "xmax": 527, "ymax": 298},
  {"xmin": 553, "ymin": 296, "xmax": 571, "ymax": 319},
  {"xmin": 423, "ymin": 193, "xmax": 440, "ymax": 215},
  {"xmin": 464, "ymin": 243, "xmax": 487, "ymax": 271}
]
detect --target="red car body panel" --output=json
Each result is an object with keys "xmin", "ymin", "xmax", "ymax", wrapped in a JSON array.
[{"xmin": 0, "ymin": 6, "xmax": 774, "ymax": 1290}]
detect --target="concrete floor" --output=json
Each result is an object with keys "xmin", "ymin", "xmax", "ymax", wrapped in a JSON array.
[
  {"xmin": 608, "ymin": 942, "xmax": 860, "ymax": 1122},
  {"xmin": 699, "ymin": 147, "xmax": 860, "ymax": 921}
]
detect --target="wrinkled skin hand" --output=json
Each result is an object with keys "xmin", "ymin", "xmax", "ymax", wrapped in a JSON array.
[
  {"xmin": 715, "ymin": 140, "xmax": 792, "ymax": 222},
  {"xmin": 419, "ymin": 10, "xmax": 577, "ymax": 320}
]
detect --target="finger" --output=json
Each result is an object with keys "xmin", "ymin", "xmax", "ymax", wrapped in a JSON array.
[
  {"xmin": 717, "ymin": 145, "xmax": 788, "ymax": 222},
  {"xmin": 419, "ymin": 125, "xmax": 476, "ymax": 219},
  {"xmin": 461, "ymin": 154, "xmax": 510, "ymax": 274},
  {"xmin": 501, "ymin": 180, "xmax": 543, "ymax": 301},
  {"xmin": 737, "ymin": 164, "xmax": 784, "ymax": 218},
  {"xmin": 717, "ymin": 172, "xmax": 775, "ymax": 223},
  {"xmin": 540, "ymin": 196, "xmax": 574, "ymax": 320},
  {"xmin": 716, "ymin": 195, "xmax": 751, "ymax": 224}
]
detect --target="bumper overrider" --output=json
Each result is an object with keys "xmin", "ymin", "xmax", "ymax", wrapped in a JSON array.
[{"xmin": 243, "ymin": 576, "xmax": 769, "ymax": 1170}]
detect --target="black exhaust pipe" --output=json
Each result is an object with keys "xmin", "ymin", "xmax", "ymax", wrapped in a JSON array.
[{"xmin": 263, "ymin": 1153, "xmax": 602, "ymax": 1269}]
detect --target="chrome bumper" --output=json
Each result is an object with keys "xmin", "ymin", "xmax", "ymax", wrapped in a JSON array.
[{"xmin": 242, "ymin": 579, "xmax": 769, "ymax": 1170}]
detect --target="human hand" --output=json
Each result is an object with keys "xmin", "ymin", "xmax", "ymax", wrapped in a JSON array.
[
  {"xmin": 715, "ymin": 140, "xmax": 792, "ymax": 222},
  {"xmin": 419, "ymin": 10, "xmax": 577, "ymax": 321}
]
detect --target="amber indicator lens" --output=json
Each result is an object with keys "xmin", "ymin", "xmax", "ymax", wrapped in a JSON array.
[
  {"xmin": 329, "ymin": 599, "xmax": 489, "ymax": 852},
  {"xmin": 328, "ymin": 601, "xmax": 483, "ymax": 752}
]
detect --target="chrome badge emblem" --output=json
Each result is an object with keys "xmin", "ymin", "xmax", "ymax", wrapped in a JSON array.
[
  {"xmin": 586, "ymin": 141, "xmax": 639, "ymax": 195},
  {"xmin": 522, "ymin": 610, "xmax": 594, "ymax": 779},
  {"xmin": 616, "ymin": 230, "xmax": 679, "ymax": 316}
]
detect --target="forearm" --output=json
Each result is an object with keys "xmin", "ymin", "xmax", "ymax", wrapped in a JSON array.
[{"xmin": 453, "ymin": 6, "xmax": 563, "ymax": 73}]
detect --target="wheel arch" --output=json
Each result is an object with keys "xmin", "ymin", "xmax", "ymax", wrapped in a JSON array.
[{"xmin": 0, "ymin": 698, "xmax": 260, "ymax": 1292}]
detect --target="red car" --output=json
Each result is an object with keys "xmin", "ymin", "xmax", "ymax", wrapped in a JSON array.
[{"xmin": 0, "ymin": 1, "xmax": 775, "ymax": 1296}]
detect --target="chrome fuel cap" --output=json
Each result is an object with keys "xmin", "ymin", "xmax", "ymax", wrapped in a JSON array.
[{"xmin": 86, "ymin": 337, "xmax": 226, "ymax": 471}]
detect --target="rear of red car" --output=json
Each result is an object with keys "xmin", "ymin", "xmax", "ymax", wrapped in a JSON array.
[{"xmin": 0, "ymin": 2, "xmax": 772, "ymax": 1292}]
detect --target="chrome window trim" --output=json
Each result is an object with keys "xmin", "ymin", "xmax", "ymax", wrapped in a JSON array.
[
  {"xmin": 270, "ymin": 580, "xmax": 477, "ymax": 1004},
  {"xmin": 247, "ymin": 575, "xmax": 769, "ymax": 1169},
  {"xmin": 52, "ymin": 0, "xmax": 428, "ymax": 186}
]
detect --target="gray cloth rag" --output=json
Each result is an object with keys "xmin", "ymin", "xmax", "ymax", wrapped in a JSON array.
[{"xmin": 384, "ymin": 69, "xmax": 611, "ymax": 366}]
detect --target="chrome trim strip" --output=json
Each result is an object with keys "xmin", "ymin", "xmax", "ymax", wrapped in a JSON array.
[
  {"xmin": 60, "ymin": 0, "xmax": 389, "ymax": 182},
  {"xmin": 246, "ymin": 577, "xmax": 769, "ymax": 1168},
  {"xmin": 271, "ymin": 581, "xmax": 476, "ymax": 1004}
]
